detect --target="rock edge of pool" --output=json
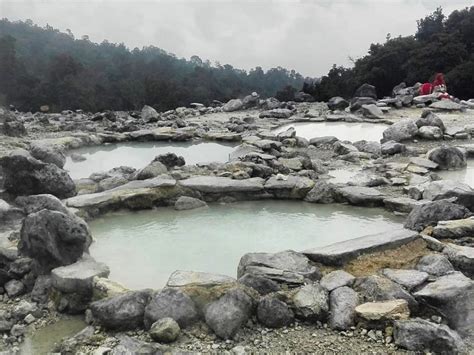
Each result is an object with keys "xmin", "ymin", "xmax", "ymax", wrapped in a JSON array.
[{"xmin": 0, "ymin": 97, "xmax": 473, "ymax": 354}]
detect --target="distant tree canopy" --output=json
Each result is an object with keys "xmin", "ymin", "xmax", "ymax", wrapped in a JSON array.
[
  {"xmin": 0, "ymin": 19, "xmax": 305, "ymax": 112},
  {"xmin": 305, "ymin": 6, "xmax": 474, "ymax": 101}
]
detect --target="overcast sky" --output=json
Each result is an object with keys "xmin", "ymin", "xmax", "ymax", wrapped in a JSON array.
[{"xmin": 1, "ymin": 0, "xmax": 472, "ymax": 77}]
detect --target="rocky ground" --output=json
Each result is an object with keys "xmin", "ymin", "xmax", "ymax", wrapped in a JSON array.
[{"xmin": 0, "ymin": 86, "xmax": 474, "ymax": 354}]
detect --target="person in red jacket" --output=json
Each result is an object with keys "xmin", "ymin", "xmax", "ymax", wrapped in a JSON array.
[{"xmin": 432, "ymin": 72, "xmax": 446, "ymax": 93}]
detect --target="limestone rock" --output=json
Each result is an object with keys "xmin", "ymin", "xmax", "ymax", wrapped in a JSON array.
[
  {"xmin": 335, "ymin": 186, "xmax": 385, "ymax": 207},
  {"xmin": 443, "ymin": 243, "xmax": 474, "ymax": 278},
  {"xmin": 382, "ymin": 120, "xmax": 418, "ymax": 142},
  {"xmin": 381, "ymin": 269, "xmax": 429, "ymax": 290},
  {"xmin": 149, "ymin": 317, "xmax": 180, "ymax": 343},
  {"xmin": 432, "ymin": 217, "xmax": 474, "ymax": 239},
  {"xmin": 329, "ymin": 286, "xmax": 358, "ymax": 330},
  {"xmin": 292, "ymin": 283, "xmax": 329, "ymax": 321},
  {"xmin": 166, "ymin": 270, "xmax": 235, "ymax": 287},
  {"xmin": 416, "ymin": 254, "xmax": 454, "ymax": 276},
  {"xmin": 355, "ymin": 299, "xmax": 410, "ymax": 322},
  {"xmin": 320, "ymin": 270, "xmax": 355, "ymax": 291}
]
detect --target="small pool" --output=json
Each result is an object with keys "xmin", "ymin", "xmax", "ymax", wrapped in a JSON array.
[
  {"xmin": 89, "ymin": 201, "xmax": 403, "ymax": 289},
  {"xmin": 273, "ymin": 121, "xmax": 387, "ymax": 142},
  {"xmin": 64, "ymin": 141, "xmax": 235, "ymax": 179},
  {"xmin": 437, "ymin": 159, "xmax": 474, "ymax": 187}
]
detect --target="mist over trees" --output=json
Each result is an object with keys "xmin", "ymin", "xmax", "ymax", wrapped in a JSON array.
[
  {"xmin": 0, "ymin": 19, "xmax": 305, "ymax": 112},
  {"xmin": 305, "ymin": 6, "xmax": 474, "ymax": 101}
]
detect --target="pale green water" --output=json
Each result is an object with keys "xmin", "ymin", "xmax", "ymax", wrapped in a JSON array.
[
  {"xmin": 20, "ymin": 317, "xmax": 86, "ymax": 355},
  {"xmin": 437, "ymin": 159, "xmax": 474, "ymax": 187},
  {"xmin": 89, "ymin": 201, "xmax": 403, "ymax": 289},
  {"xmin": 64, "ymin": 141, "xmax": 235, "ymax": 179},
  {"xmin": 273, "ymin": 122, "xmax": 387, "ymax": 142}
]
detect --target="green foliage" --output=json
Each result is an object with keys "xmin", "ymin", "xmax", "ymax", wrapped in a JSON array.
[
  {"xmin": 305, "ymin": 6, "xmax": 474, "ymax": 100},
  {"xmin": 0, "ymin": 19, "xmax": 304, "ymax": 112}
]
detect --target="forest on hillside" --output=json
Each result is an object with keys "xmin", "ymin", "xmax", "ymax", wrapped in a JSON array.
[
  {"xmin": 305, "ymin": 6, "xmax": 474, "ymax": 101},
  {"xmin": 0, "ymin": 19, "xmax": 305, "ymax": 112}
]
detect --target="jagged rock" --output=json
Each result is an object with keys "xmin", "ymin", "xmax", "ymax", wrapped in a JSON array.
[
  {"xmin": 31, "ymin": 275, "xmax": 52, "ymax": 304},
  {"xmin": 335, "ymin": 186, "xmax": 385, "ymax": 207},
  {"xmin": 353, "ymin": 140, "xmax": 381, "ymax": 156},
  {"xmin": 8, "ymin": 257, "xmax": 32, "ymax": 278},
  {"xmin": 90, "ymin": 290, "xmax": 152, "ymax": 330},
  {"xmin": 329, "ymin": 286, "xmax": 358, "ymax": 330},
  {"xmin": 333, "ymin": 141, "xmax": 357, "ymax": 155},
  {"xmin": 355, "ymin": 299, "xmax": 409, "ymax": 323},
  {"xmin": 304, "ymin": 181, "xmax": 336, "ymax": 204},
  {"xmin": 237, "ymin": 274, "xmax": 281, "ymax": 295},
  {"xmin": 443, "ymin": 243, "xmax": 474, "ymax": 278},
  {"xmin": 141, "ymin": 105, "xmax": 159, "ymax": 122},
  {"xmin": 427, "ymin": 146, "xmax": 466, "ymax": 170},
  {"xmin": 354, "ymin": 84, "xmax": 377, "ymax": 99},
  {"xmin": 327, "ymin": 97, "xmax": 349, "ymax": 111},
  {"xmin": 257, "ymin": 296, "xmax": 294, "ymax": 328},
  {"xmin": 432, "ymin": 217, "xmax": 474, "ymax": 239},
  {"xmin": 264, "ymin": 175, "xmax": 314, "ymax": 199},
  {"xmin": 414, "ymin": 272, "xmax": 474, "ymax": 335},
  {"xmin": 5, "ymin": 280, "xmax": 25, "ymax": 297},
  {"xmin": 415, "ymin": 112, "xmax": 445, "ymax": 132},
  {"xmin": 2, "ymin": 120, "xmax": 26, "ymax": 136},
  {"xmin": 0, "ymin": 199, "xmax": 23, "ymax": 224},
  {"xmin": 149, "ymin": 317, "xmax": 180, "ymax": 343},
  {"xmin": 237, "ymin": 250, "xmax": 321, "ymax": 285},
  {"xmin": 19, "ymin": 209, "xmax": 92, "ymax": 273},
  {"xmin": 0, "ymin": 149, "xmax": 76, "ymax": 198},
  {"xmin": 174, "ymin": 196, "xmax": 207, "ymax": 211},
  {"xmin": 145, "ymin": 288, "xmax": 198, "ymax": 329},
  {"xmin": 383, "ymin": 197, "xmax": 428, "ymax": 214},
  {"xmin": 15, "ymin": 194, "xmax": 70, "ymax": 215},
  {"xmin": 416, "ymin": 254, "xmax": 454, "ymax": 276},
  {"xmin": 166, "ymin": 270, "xmax": 234, "ymax": 287},
  {"xmin": 205, "ymin": 288, "xmax": 254, "ymax": 339},
  {"xmin": 276, "ymin": 127, "xmax": 296, "ymax": 140},
  {"xmin": 309, "ymin": 136, "xmax": 338, "ymax": 146},
  {"xmin": 350, "ymin": 97, "xmax": 376, "ymax": 111},
  {"xmin": 404, "ymin": 200, "xmax": 471, "ymax": 232},
  {"xmin": 353, "ymin": 275, "xmax": 418, "ymax": 311},
  {"xmin": 394, "ymin": 319, "xmax": 465, "ymax": 353},
  {"xmin": 382, "ymin": 120, "xmax": 418, "ymax": 142},
  {"xmin": 381, "ymin": 140, "xmax": 406, "ymax": 155},
  {"xmin": 361, "ymin": 104, "xmax": 384, "ymax": 119},
  {"xmin": 223, "ymin": 99, "xmax": 243, "ymax": 112},
  {"xmin": 155, "ymin": 153, "xmax": 185, "ymax": 168},
  {"xmin": 136, "ymin": 160, "xmax": 168, "ymax": 180},
  {"xmin": 381, "ymin": 269, "xmax": 429, "ymax": 290},
  {"xmin": 320, "ymin": 270, "xmax": 355, "ymax": 291},
  {"xmin": 292, "ymin": 283, "xmax": 329, "ymax": 321},
  {"xmin": 29, "ymin": 142, "xmax": 66, "ymax": 168}
]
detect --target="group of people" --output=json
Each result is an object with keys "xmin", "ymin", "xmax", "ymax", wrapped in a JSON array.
[{"xmin": 418, "ymin": 73, "xmax": 452, "ymax": 100}]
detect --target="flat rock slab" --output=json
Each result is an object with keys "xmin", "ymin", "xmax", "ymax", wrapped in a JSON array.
[
  {"xmin": 432, "ymin": 217, "xmax": 474, "ymax": 239},
  {"xmin": 381, "ymin": 268, "xmax": 429, "ymax": 290},
  {"xmin": 443, "ymin": 243, "xmax": 474, "ymax": 278},
  {"xmin": 303, "ymin": 229, "xmax": 419, "ymax": 266},
  {"xmin": 110, "ymin": 178, "xmax": 176, "ymax": 191},
  {"xmin": 383, "ymin": 197, "xmax": 429, "ymax": 214},
  {"xmin": 51, "ymin": 256, "xmax": 110, "ymax": 294},
  {"xmin": 166, "ymin": 270, "xmax": 235, "ymax": 287},
  {"xmin": 180, "ymin": 176, "xmax": 264, "ymax": 193},
  {"xmin": 335, "ymin": 186, "xmax": 385, "ymax": 207},
  {"xmin": 409, "ymin": 157, "xmax": 438, "ymax": 170},
  {"xmin": 429, "ymin": 100, "xmax": 463, "ymax": 111},
  {"xmin": 355, "ymin": 299, "xmax": 410, "ymax": 321}
]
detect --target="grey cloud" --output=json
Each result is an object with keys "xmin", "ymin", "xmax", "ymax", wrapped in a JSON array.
[{"xmin": 1, "ymin": 0, "xmax": 472, "ymax": 76}]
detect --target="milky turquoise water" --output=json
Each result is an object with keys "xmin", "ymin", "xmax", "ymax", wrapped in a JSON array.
[
  {"xmin": 273, "ymin": 121, "xmax": 387, "ymax": 142},
  {"xmin": 437, "ymin": 159, "xmax": 474, "ymax": 187},
  {"xmin": 89, "ymin": 201, "xmax": 403, "ymax": 289},
  {"xmin": 64, "ymin": 141, "xmax": 235, "ymax": 179}
]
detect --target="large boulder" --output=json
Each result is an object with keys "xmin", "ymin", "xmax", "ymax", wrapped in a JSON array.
[
  {"xmin": 15, "ymin": 194, "xmax": 70, "ymax": 215},
  {"xmin": 204, "ymin": 288, "xmax": 254, "ymax": 339},
  {"xmin": 320, "ymin": 270, "xmax": 355, "ymax": 292},
  {"xmin": 0, "ymin": 150, "xmax": 76, "ymax": 198},
  {"xmin": 382, "ymin": 120, "xmax": 418, "ymax": 142},
  {"xmin": 327, "ymin": 97, "xmax": 349, "ymax": 111},
  {"xmin": 427, "ymin": 146, "xmax": 467, "ymax": 170},
  {"xmin": 413, "ymin": 272, "xmax": 474, "ymax": 335},
  {"xmin": 257, "ymin": 295, "xmax": 294, "ymax": 328},
  {"xmin": 292, "ymin": 283, "xmax": 329, "ymax": 321},
  {"xmin": 19, "ymin": 209, "xmax": 92, "ymax": 273},
  {"xmin": 354, "ymin": 84, "xmax": 377, "ymax": 99},
  {"xmin": 443, "ymin": 243, "xmax": 474, "ymax": 278},
  {"xmin": 361, "ymin": 104, "xmax": 384, "ymax": 119},
  {"xmin": 223, "ymin": 99, "xmax": 243, "ymax": 112},
  {"xmin": 335, "ymin": 186, "xmax": 385, "ymax": 207},
  {"xmin": 381, "ymin": 269, "xmax": 429, "ymax": 291},
  {"xmin": 144, "ymin": 288, "xmax": 198, "ymax": 329},
  {"xmin": 404, "ymin": 200, "xmax": 471, "ymax": 232},
  {"xmin": 89, "ymin": 290, "xmax": 152, "ymax": 330},
  {"xmin": 415, "ymin": 111, "xmax": 445, "ymax": 132},
  {"xmin": 237, "ymin": 274, "xmax": 281, "ymax": 295},
  {"xmin": 328, "ymin": 286, "xmax": 358, "ymax": 330},
  {"xmin": 136, "ymin": 160, "xmax": 168, "ymax": 180},
  {"xmin": 416, "ymin": 254, "xmax": 454, "ymax": 276},
  {"xmin": 141, "ymin": 105, "xmax": 159, "ymax": 122},
  {"xmin": 29, "ymin": 142, "xmax": 66, "ymax": 168},
  {"xmin": 394, "ymin": 319, "xmax": 465, "ymax": 353},
  {"xmin": 237, "ymin": 250, "xmax": 321, "ymax": 286},
  {"xmin": 304, "ymin": 181, "xmax": 336, "ymax": 204}
]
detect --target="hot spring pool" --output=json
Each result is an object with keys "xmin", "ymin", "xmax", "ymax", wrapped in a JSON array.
[
  {"xmin": 437, "ymin": 159, "xmax": 474, "ymax": 187},
  {"xmin": 272, "ymin": 121, "xmax": 387, "ymax": 142},
  {"xmin": 64, "ymin": 141, "xmax": 235, "ymax": 179},
  {"xmin": 89, "ymin": 201, "xmax": 403, "ymax": 289}
]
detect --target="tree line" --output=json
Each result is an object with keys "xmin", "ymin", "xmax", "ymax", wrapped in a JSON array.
[
  {"xmin": 0, "ymin": 19, "xmax": 305, "ymax": 112},
  {"xmin": 304, "ymin": 6, "xmax": 474, "ymax": 101}
]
